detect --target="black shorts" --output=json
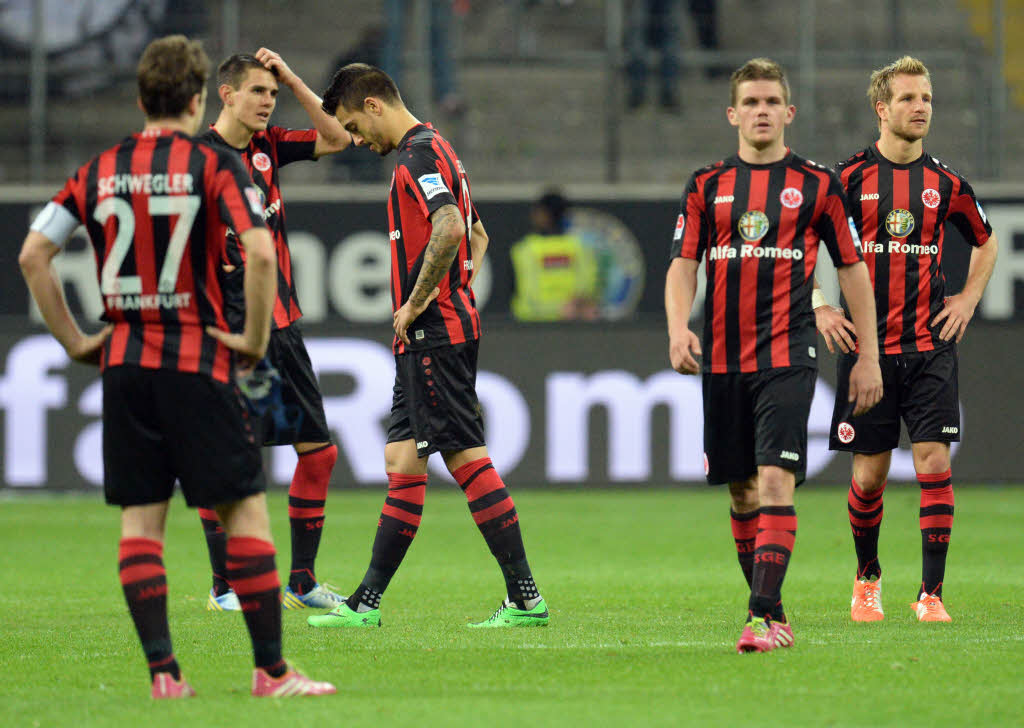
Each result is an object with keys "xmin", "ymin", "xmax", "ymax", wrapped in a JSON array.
[
  {"xmin": 260, "ymin": 324, "xmax": 331, "ymax": 446},
  {"xmin": 387, "ymin": 340, "xmax": 486, "ymax": 459},
  {"xmin": 830, "ymin": 345, "xmax": 960, "ymax": 453},
  {"xmin": 702, "ymin": 367, "xmax": 817, "ymax": 485},
  {"xmin": 103, "ymin": 365, "xmax": 266, "ymax": 509}
]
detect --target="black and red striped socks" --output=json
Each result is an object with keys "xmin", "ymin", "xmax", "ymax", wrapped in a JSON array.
[
  {"xmin": 288, "ymin": 444, "xmax": 337, "ymax": 594},
  {"xmin": 226, "ymin": 537, "xmax": 285, "ymax": 677},
  {"xmin": 918, "ymin": 469, "xmax": 954, "ymax": 597},
  {"xmin": 197, "ymin": 508, "xmax": 230, "ymax": 596},
  {"xmin": 453, "ymin": 457, "xmax": 539, "ymax": 607},
  {"xmin": 118, "ymin": 537, "xmax": 179, "ymax": 681},
  {"xmin": 848, "ymin": 477, "xmax": 886, "ymax": 580},
  {"xmin": 347, "ymin": 472, "xmax": 426, "ymax": 612},
  {"xmin": 729, "ymin": 508, "xmax": 758, "ymax": 587},
  {"xmin": 748, "ymin": 506, "xmax": 797, "ymax": 621}
]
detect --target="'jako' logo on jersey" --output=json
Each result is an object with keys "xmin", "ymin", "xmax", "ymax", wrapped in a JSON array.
[
  {"xmin": 714, "ymin": 195, "xmax": 734, "ymax": 205},
  {"xmin": 780, "ymin": 187, "xmax": 803, "ymax": 209},
  {"xmin": 252, "ymin": 152, "xmax": 272, "ymax": 172},
  {"xmin": 921, "ymin": 188, "xmax": 941, "ymax": 209},
  {"xmin": 885, "ymin": 209, "xmax": 915, "ymax": 238},
  {"xmin": 860, "ymin": 193, "xmax": 880, "ymax": 201},
  {"xmin": 737, "ymin": 210, "xmax": 769, "ymax": 242}
]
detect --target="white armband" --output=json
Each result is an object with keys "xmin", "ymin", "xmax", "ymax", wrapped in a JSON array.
[
  {"xmin": 30, "ymin": 202, "xmax": 79, "ymax": 247},
  {"xmin": 811, "ymin": 288, "xmax": 829, "ymax": 309}
]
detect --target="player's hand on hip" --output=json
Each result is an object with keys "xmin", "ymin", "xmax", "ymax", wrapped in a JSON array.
[
  {"xmin": 205, "ymin": 326, "xmax": 268, "ymax": 372},
  {"xmin": 931, "ymin": 293, "xmax": 976, "ymax": 343},
  {"xmin": 67, "ymin": 324, "xmax": 113, "ymax": 366},
  {"xmin": 669, "ymin": 329, "xmax": 702, "ymax": 375},
  {"xmin": 848, "ymin": 355, "xmax": 883, "ymax": 416},
  {"xmin": 393, "ymin": 288, "xmax": 440, "ymax": 345},
  {"xmin": 814, "ymin": 304, "xmax": 857, "ymax": 354},
  {"xmin": 255, "ymin": 47, "xmax": 297, "ymax": 86}
]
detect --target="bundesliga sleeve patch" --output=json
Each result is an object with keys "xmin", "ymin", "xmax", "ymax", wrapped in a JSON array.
[
  {"xmin": 673, "ymin": 214, "xmax": 685, "ymax": 240},
  {"xmin": 245, "ymin": 186, "xmax": 265, "ymax": 216},
  {"xmin": 975, "ymin": 200, "xmax": 989, "ymax": 225},
  {"xmin": 417, "ymin": 173, "xmax": 450, "ymax": 200},
  {"xmin": 847, "ymin": 216, "xmax": 862, "ymax": 252}
]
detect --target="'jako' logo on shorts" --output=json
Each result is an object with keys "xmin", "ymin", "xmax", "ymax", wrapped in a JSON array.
[
  {"xmin": 252, "ymin": 152, "xmax": 272, "ymax": 172},
  {"xmin": 837, "ymin": 421, "xmax": 855, "ymax": 444}
]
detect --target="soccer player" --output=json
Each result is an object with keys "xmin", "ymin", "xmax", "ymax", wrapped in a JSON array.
[
  {"xmin": 18, "ymin": 35, "xmax": 334, "ymax": 698},
  {"xmin": 307, "ymin": 63, "xmax": 548, "ymax": 629},
  {"xmin": 196, "ymin": 48, "xmax": 352, "ymax": 611},
  {"xmin": 813, "ymin": 56, "xmax": 998, "ymax": 623},
  {"xmin": 664, "ymin": 58, "xmax": 883, "ymax": 653}
]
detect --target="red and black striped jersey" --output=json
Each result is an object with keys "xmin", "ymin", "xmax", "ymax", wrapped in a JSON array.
[
  {"xmin": 198, "ymin": 124, "xmax": 317, "ymax": 330},
  {"xmin": 836, "ymin": 144, "xmax": 992, "ymax": 355},
  {"xmin": 671, "ymin": 150, "xmax": 864, "ymax": 373},
  {"xmin": 50, "ymin": 128, "xmax": 267, "ymax": 382},
  {"xmin": 388, "ymin": 123, "xmax": 481, "ymax": 354}
]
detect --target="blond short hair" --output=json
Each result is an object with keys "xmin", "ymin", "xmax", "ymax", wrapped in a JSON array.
[
  {"xmin": 868, "ymin": 56, "xmax": 931, "ymax": 127},
  {"xmin": 730, "ymin": 57, "xmax": 790, "ymax": 106}
]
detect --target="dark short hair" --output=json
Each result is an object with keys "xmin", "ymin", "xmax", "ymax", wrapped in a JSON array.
[
  {"xmin": 217, "ymin": 53, "xmax": 276, "ymax": 89},
  {"xmin": 137, "ymin": 35, "xmax": 209, "ymax": 118},
  {"xmin": 321, "ymin": 63, "xmax": 401, "ymax": 115}
]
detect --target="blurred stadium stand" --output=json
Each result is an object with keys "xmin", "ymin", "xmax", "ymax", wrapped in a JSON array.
[{"xmin": 0, "ymin": 0, "xmax": 1020, "ymax": 186}]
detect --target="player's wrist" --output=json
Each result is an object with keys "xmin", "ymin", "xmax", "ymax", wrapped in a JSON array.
[{"xmin": 811, "ymin": 288, "xmax": 829, "ymax": 310}]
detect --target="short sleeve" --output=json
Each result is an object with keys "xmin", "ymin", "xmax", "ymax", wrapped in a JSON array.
[
  {"xmin": 210, "ymin": 149, "xmax": 267, "ymax": 236},
  {"xmin": 671, "ymin": 172, "xmax": 709, "ymax": 261},
  {"xmin": 946, "ymin": 176, "xmax": 992, "ymax": 247},
  {"xmin": 813, "ymin": 170, "xmax": 864, "ymax": 268},
  {"xmin": 396, "ymin": 143, "xmax": 458, "ymax": 220},
  {"xmin": 267, "ymin": 125, "xmax": 318, "ymax": 167}
]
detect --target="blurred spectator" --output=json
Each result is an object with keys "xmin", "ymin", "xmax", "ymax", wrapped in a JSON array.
[
  {"xmin": 625, "ymin": 0, "xmax": 724, "ymax": 110},
  {"xmin": 382, "ymin": 0, "xmax": 465, "ymax": 116},
  {"xmin": 625, "ymin": 0, "xmax": 682, "ymax": 110},
  {"xmin": 324, "ymin": 25, "xmax": 387, "ymax": 181},
  {"xmin": 689, "ymin": 0, "xmax": 726, "ymax": 78},
  {"xmin": 510, "ymin": 190, "xmax": 599, "ymax": 321}
]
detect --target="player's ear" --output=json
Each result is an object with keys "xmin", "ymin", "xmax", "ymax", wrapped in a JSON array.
[
  {"xmin": 218, "ymin": 83, "xmax": 234, "ymax": 106},
  {"xmin": 875, "ymin": 100, "xmax": 887, "ymax": 125},
  {"xmin": 365, "ymin": 96, "xmax": 382, "ymax": 115},
  {"xmin": 726, "ymin": 106, "xmax": 738, "ymax": 127}
]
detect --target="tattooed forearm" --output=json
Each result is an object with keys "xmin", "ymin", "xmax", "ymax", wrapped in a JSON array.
[{"xmin": 408, "ymin": 204, "xmax": 465, "ymax": 308}]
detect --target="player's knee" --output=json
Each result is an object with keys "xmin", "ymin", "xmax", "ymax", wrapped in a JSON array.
[
  {"xmin": 384, "ymin": 440, "xmax": 423, "ymax": 474},
  {"xmin": 756, "ymin": 466, "xmax": 795, "ymax": 503},
  {"xmin": 913, "ymin": 442, "xmax": 950, "ymax": 476},
  {"xmin": 728, "ymin": 480, "xmax": 759, "ymax": 510}
]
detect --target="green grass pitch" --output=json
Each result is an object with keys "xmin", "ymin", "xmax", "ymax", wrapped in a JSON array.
[{"xmin": 1, "ymin": 485, "xmax": 1022, "ymax": 727}]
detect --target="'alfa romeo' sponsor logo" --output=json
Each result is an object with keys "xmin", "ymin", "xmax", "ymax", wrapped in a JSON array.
[
  {"xmin": 780, "ymin": 187, "xmax": 804, "ymax": 209},
  {"xmin": 884, "ymin": 208, "xmax": 915, "ymax": 238},
  {"xmin": 921, "ymin": 188, "xmax": 941, "ymax": 209},
  {"xmin": 737, "ymin": 210, "xmax": 770, "ymax": 242}
]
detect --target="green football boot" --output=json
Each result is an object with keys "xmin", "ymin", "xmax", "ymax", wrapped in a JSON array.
[
  {"xmin": 307, "ymin": 602, "xmax": 381, "ymax": 628},
  {"xmin": 467, "ymin": 598, "xmax": 549, "ymax": 628}
]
